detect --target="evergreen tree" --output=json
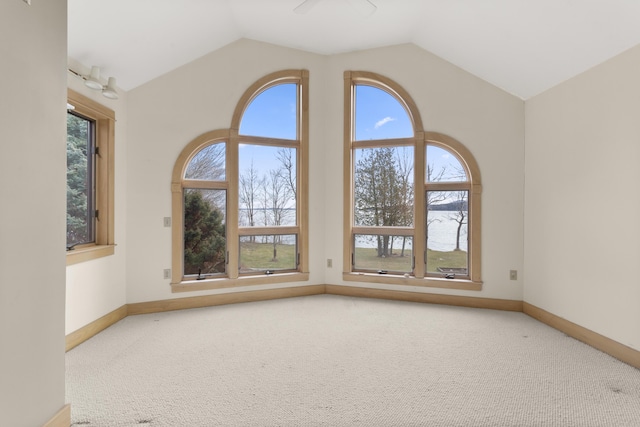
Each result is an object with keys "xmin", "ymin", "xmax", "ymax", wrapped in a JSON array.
[
  {"xmin": 184, "ymin": 190, "xmax": 226, "ymax": 275},
  {"xmin": 66, "ymin": 113, "xmax": 91, "ymax": 246}
]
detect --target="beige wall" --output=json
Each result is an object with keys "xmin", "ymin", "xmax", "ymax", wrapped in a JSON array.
[
  {"xmin": 524, "ymin": 45, "xmax": 640, "ymax": 351},
  {"xmin": 125, "ymin": 39, "xmax": 525, "ymax": 304},
  {"xmin": 65, "ymin": 62, "xmax": 128, "ymax": 335},
  {"xmin": 0, "ymin": 1, "xmax": 68, "ymax": 425}
]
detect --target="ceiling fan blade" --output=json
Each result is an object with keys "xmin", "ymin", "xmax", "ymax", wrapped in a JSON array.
[
  {"xmin": 294, "ymin": 0, "xmax": 323, "ymax": 15},
  {"xmin": 346, "ymin": 0, "xmax": 377, "ymax": 16}
]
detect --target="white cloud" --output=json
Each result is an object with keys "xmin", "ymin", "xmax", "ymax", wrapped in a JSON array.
[{"xmin": 374, "ymin": 116, "xmax": 395, "ymax": 129}]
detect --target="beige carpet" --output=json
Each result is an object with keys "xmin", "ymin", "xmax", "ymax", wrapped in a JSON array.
[{"xmin": 66, "ymin": 294, "xmax": 640, "ymax": 426}]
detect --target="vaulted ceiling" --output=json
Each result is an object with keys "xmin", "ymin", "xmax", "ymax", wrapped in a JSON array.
[{"xmin": 68, "ymin": 0, "xmax": 640, "ymax": 99}]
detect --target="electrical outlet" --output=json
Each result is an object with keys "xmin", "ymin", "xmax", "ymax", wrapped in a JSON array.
[
  {"xmin": 509, "ymin": 270, "xmax": 517, "ymax": 281},
  {"xmin": 327, "ymin": 258, "xmax": 333, "ymax": 268},
  {"xmin": 163, "ymin": 269, "xmax": 171, "ymax": 280},
  {"xmin": 163, "ymin": 217, "xmax": 171, "ymax": 227}
]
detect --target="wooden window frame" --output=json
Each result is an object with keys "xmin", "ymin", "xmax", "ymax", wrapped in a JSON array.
[
  {"xmin": 66, "ymin": 89, "xmax": 115, "ymax": 265},
  {"xmin": 343, "ymin": 71, "xmax": 482, "ymax": 290},
  {"xmin": 170, "ymin": 70, "xmax": 309, "ymax": 292}
]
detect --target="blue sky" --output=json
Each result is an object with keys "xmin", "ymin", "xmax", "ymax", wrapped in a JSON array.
[
  {"xmin": 236, "ymin": 82, "xmax": 466, "ymax": 182},
  {"xmin": 354, "ymin": 84, "xmax": 413, "ymax": 140},
  {"xmin": 426, "ymin": 145, "xmax": 466, "ymax": 182},
  {"xmin": 239, "ymin": 84, "xmax": 296, "ymax": 176},
  {"xmin": 240, "ymin": 83, "xmax": 297, "ymax": 140},
  {"xmin": 355, "ymin": 85, "xmax": 466, "ymax": 181}
]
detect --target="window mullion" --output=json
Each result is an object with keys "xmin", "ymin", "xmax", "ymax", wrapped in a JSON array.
[
  {"xmin": 298, "ymin": 71, "xmax": 309, "ymax": 273},
  {"xmin": 227, "ymin": 131, "xmax": 240, "ymax": 279},
  {"xmin": 238, "ymin": 226, "xmax": 299, "ymax": 236},
  {"xmin": 469, "ymin": 184, "xmax": 482, "ymax": 283},
  {"xmin": 414, "ymin": 137, "xmax": 426, "ymax": 278},
  {"xmin": 426, "ymin": 182, "xmax": 471, "ymax": 192},
  {"xmin": 352, "ymin": 138, "xmax": 415, "ymax": 149},
  {"xmin": 182, "ymin": 180, "xmax": 227, "ymax": 190},
  {"xmin": 170, "ymin": 182, "xmax": 183, "ymax": 284},
  {"xmin": 352, "ymin": 226, "xmax": 414, "ymax": 236},
  {"xmin": 343, "ymin": 73, "xmax": 355, "ymax": 274},
  {"xmin": 237, "ymin": 135, "xmax": 299, "ymax": 147}
]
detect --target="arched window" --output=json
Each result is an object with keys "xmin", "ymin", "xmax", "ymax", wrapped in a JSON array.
[
  {"xmin": 182, "ymin": 142, "xmax": 227, "ymax": 278},
  {"xmin": 344, "ymin": 71, "xmax": 482, "ymax": 289},
  {"xmin": 171, "ymin": 70, "xmax": 309, "ymax": 291}
]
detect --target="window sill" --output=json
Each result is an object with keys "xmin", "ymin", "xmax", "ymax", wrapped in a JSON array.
[
  {"xmin": 66, "ymin": 244, "xmax": 115, "ymax": 266},
  {"xmin": 171, "ymin": 272, "xmax": 310, "ymax": 293},
  {"xmin": 342, "ymin": 272, "xmax": 482, "ymax": 291}
]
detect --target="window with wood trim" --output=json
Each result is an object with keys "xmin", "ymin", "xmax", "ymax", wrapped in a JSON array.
[
  {"xmin": 66, "ymin": 89, "xmax": 115, "ymax": 265},
  {"xmin": 343, "ymin": 71, "xmax": 482, "ymax": 290},
  {"xmin": 171, "ymin": 70, "xmax": 309, "ymax": 292}
]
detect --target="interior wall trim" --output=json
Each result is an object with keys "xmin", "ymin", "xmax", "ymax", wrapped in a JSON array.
[
  {"xmin": 523, "ymin": 302, "xmax": 640, "ymax": 369},
  {"xmin": 42, "ymin": 404, "xmax": 71, "ymax": 427},
  {"xmin": 127, "ymin": 284, "xmax": 326, "ymax": 315},
  {"xmin": 66, "ymin": 305, "xmax": 128, "ymax": 352},
  {"xmin": 326, "ymin": 284, "xmax": 523, "ymax": 311}
]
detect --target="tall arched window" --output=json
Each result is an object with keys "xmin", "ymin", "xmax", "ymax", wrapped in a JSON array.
[
  {"xmin": 344, "ymin": 71, "xmax": 482, "ymax": 289},
  {"xmin": 171, "ymin": 70, "xmax": 309, "ymax": 291}
]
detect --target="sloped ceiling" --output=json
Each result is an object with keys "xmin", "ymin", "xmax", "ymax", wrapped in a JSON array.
[{"xmin": 68, "ymin": 0, "xmax": 640, "ymax": 99}]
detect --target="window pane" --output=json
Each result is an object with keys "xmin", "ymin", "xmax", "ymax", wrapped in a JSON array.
[
  {"xmin": 426, "ymin": 190, "xmax": 468, "ymax": 276},
  {"xmin": 354, "ymin": 85, "xmax": 413, "ymax": 141},
  {"xmin": 354, "ymin": 234, "xmax": 413, "ymax": 273},
  {"xmin": 426, "ymin": 145, "xmax": 467, "ymax": 182},
  {"xmin": 239, "ymin": 83, "xmax": 297, "ymax": 140},
  {"xmin": 184, "ymin": 189, "xmax": 226, "ymax": 276},
  {"xmin": 239, "ymin": 145, "xmax": 296, "ymax": 227},
  {"xmin": 67, "ymin": 112, "xmax": 94, "ymax": 247},
  {"xmin": 354, "ymin": 147, "xmax": 414, "ymax": 227},
  {"xmin": 239, "ymin": 234, "xmax": 297, "ymax": 273},
  {"xmin": 185, "ymin": 143, "xmax": 225, "ymax": 181}
]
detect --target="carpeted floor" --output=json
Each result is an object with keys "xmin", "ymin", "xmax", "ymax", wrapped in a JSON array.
[{"xmin": 66, "ymin": 294, "xmax": 640, "ymax": 426}]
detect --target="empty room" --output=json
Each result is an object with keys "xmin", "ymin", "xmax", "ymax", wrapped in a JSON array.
[{"xmin": 1, "ymin": 1, "xmax": 640, "ymax": 426}]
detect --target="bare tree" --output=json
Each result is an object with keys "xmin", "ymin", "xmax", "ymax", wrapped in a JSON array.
[
  {"xmin": 395, "ymin": 147, "xmax": 413, "ymax": 257},
  {"xmin": 276, "ymin": 148, "xmax": 296, "ymax": 200},
  {"xmin": 239, "ymin": 161, "xmax": 262, "ymax": 242},
  {"xmin": 258, "ymin": 175, "xmax": 270, "ymax": 234},
  {"xmin": 184, "ymin": 143, "xmax": 226, "ymax": 209},
  {"xmin": 426, "ymin": 163, "xmax": 448, "ymax": 245},
  {"xmin": 185, "ymin": 143, "xmax": 225, "ymax": 181},
  {"xmin": 264, "ymin": 168, "xmax": 294, "ymax": 260},
  {"xmin": 449, "ymin": 191, "xmax": 468, "ymax": 251}
]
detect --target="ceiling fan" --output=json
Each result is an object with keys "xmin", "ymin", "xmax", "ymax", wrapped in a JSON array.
[{"xmin": 294, "ymin": 0, "xmax": 377, "ymax": 16}]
